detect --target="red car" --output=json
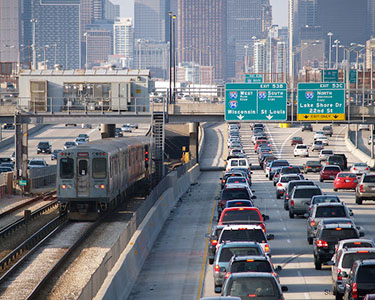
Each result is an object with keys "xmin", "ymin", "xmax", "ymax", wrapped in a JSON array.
[
  {"xmin": 218, "ymin": 207, "xmax": 269, "ymax": 233},
  {"xmin": 320, "ymin": 165, "xmax": 341, "ymax": 182},
  {"xmin": 291, "ymin": 136, "xmax": 303, "ymax": 146},
  {"xmin": 333, "ymin": 172, "xmax": 358, "ymax": 191},
  {"xmin": 254, "ymin": 140, "xmax": 271, "ymax": 152}
]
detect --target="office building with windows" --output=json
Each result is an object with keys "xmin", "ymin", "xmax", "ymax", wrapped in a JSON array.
[{"xmin": 114, "ymin": 18, "xmax": 134, "ymax": 69}]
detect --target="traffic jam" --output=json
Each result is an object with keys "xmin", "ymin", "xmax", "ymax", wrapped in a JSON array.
[{"xmin": 202, "ymin": 122, "xmax": 375, "ymax": 300}]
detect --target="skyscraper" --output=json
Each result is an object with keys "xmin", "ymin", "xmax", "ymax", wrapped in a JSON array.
[
  {"xmin": 178, "ymin": 0, "xmax": 227, "ymax": 81},
  {"xmin": 226, "ymin": 0, "xmax": 272, "ymax": 78},
  {"xmin": 114, "ymin": 18, "xmax": 134, "ymax": 68},
  {"xmin": 134, "ymin": 0, "xmax": 170, "ymax": 42}
]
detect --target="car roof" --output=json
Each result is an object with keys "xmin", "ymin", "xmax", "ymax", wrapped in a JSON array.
[
  {"xmin": 229, "ymin": 272, "xmax": 275, "ymax": 279},
  {"xmin": 220, "ymin": 241, "xmax": 260, "ymax": 247},
  {"xmin": 341, "ymin": 247, "xmax": 375, "ymax": 254},
  {"xmin": 338, "ymin": 239, "xmax": 374, "ymax": 246},
  {"xmin": 315, "ymin": 202, "xmax": 345, "ymax": 207},
  {"xmin": 223, "ymin": 224, "xmax": 263, "ymax": 230},
  {"xmin": 294, "ymin": 185, "xmax": 320, "ymax": 190},
  {"xmin": 232, "ymin": 255, "xmax": 269, "ymax": 262},
  {"xmin": 322, "ymin": 223, "xmax": 354, "ymax": 229}
]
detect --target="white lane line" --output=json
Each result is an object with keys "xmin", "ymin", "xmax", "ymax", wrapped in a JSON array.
[
  {"xmin": 287, "ymin": 239, "xmax": 291, "ymax": 243},
  {"xmin": 279, "ymin": 127, "xmax": 302, "ymax": 156},
  {"xmin": 304, "ymin": 293, "xmax": 311, "ymax": 299},
  {"xmin": 297, "ymin": 271, "xmax": 302, "ymax": 277},
  {"xmin": 265, "ymin": 125, "xmax": 302, "ymax": 158},
  {"xmin": 283, "ymin": 227, "xmax": 287, "ymax": 231}
]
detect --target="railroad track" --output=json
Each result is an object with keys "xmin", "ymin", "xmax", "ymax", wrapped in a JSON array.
[{"xmin": 0, "ymin": 217, "xmax": 100, "ymax": 300}]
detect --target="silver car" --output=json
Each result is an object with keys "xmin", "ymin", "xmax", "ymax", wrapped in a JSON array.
[
  {"xmin": 350, "ymin": 162, "xmax": 370, "ymax": 175},
  {"xmin": 355, "ymin": 173, "xmax": 375, "ymax": 204},
  {"xmin": 289, "ymin": 185, "xmax": 322, "ymax": 218},
  {"xmin": 319, "ymin": 149, "xmax": 334, "ymax": 161},
  {"xmin": 276, "ymin": 174, "xmax": 301, "ymax": 199},
  {"xmin": 311, "ymin": 140, "xmax": 324, "ymax": 151}
]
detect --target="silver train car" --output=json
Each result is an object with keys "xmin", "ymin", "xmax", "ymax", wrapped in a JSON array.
[{"xmin": 57, "ymin": 136, "xmax": 150, "ymax": 220}]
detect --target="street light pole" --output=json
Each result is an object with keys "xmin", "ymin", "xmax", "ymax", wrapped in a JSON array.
[
  {"xmin": 328, "ymin": 32, "xmax": 333, "ymax": 69},
  {"xmin": 244, "ymin": 45, "xmax": 249, "ymax": 73},
  {"xmin": 334, "ymin": 40, "xmax": 340, "ymax": 69},
  {"xmin": 168, "ymin": 11, "xmax": 173, "ymax": 105},
  {"xmin": 30, "ymin": 19, "xmax": 37, "ymax": 70},
  {"xmin": 43, "ymin": 45, "xmax": 49, "ymax": 70},
  {"xmin": 173, "ymin": 14, "xmax": 177, "ymax": 104}
]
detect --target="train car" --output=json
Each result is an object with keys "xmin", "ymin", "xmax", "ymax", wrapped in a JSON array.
[{"xmin": 57, "ymin": 136, "xmax": 150, "ymax": 220}]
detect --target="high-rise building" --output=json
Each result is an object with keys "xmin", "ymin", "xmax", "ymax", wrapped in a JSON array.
[
  {"xmin": 254, "ymin": 40, "xmax": 266, "ymax": 74},
  {"xmin": 85, "ymin": 29, "xmax": 112, "ymax": 68},
  {"xmin": 178, "ymin": 0, "xmax": 227, "ymax": 81},
  {"xmin": 226, "ymin": 0, "xmax": 272, "ymax": 78},
  {"xmin": 24, "ymin": 0, "xmax": 81, "ymax": 69},
  {"xmin": 114, "ymin": 18, "xmax": 134, "ymax": 68},
  {"xmin": 134, "ymin": 0, "xmax": 170, "ymax": 42}
]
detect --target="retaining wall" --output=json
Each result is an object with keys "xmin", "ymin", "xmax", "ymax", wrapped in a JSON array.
[{"xmin": 345, "ymin": 127, "xmax": 375, "ymax": 167}]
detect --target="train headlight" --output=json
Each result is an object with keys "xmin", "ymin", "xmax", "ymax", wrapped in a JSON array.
[
  {"xmin": 62, "ymin": 184, "xmax": 67, "ymax": 189},
  {"xmin": 100, "ymin": 184, "xmax": 105, "ymax": 189},
  {"xmin": 67, "ymin": 184, "xmax": 72, "ymax": 189},
  {"xmin": 94, "ymin": 184, "xmax": 99, "ymax": 188}
]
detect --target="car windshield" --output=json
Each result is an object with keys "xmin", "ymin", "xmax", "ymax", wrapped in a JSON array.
[
  {"xmin": 296, "ymin": 145, "xmax": 307, "ymax": 149},
  {"xmin": 222, "ymin": 189, "xmax": 250, "ymax": 200},
  {"xmin": 39, "ymin": 142, "xmax": 48, "ymax": 147},
  {"xmin": 220, "ymin": 229, "xmax": 266, "ymax": 243},
  {"xmin": 307, "ymin": 161, "xmax": 321, "ymax": 166},
  {"xmin": 324, "ymin": 166, "xmax": 341, "ymax": 171},
  {"xmin": 322, "ymin": 150, "xmax": 334, "ymax": 154},
  {"xmin": 272, "ymin": 161, "xmax": 289, "ymax": 167},
  {"xmin": 281, "ymin": 167, "xmax": 300, "ymax": 174},
  {"xmin": 338, "ymin": 173, "xmax": 356, "ymax": 178},
  {"xmin": 30, "ymin": 160, "xmax": 45, "ymax": 166},
  {"xmin": 227, "ymin": 178, "xmax": 247, "ymax": 184},
  {"xmin": 354, "ymin": 163, "xmax": 368, "ymax": 167},
  {"xmin": 238, "ymin": 160, "xmax": 247, "ymax": 166},
  {"xmin": 315, "ymin": 206, "xmax": 347, "ymax": 218},
  {"xmin": 329, "ymin": 157, "xmax": 344, "ymax": 163},
  {"xmin": 293, "ymin": 137, "xmax": 302, "ymax": 141},
  {"xmin": 231, "ymin": 260, "xmax": 272, "ymax": 273},
  {"xmin": 288, "ymin": 181, "xmax": 315, "ymax": 192},
  {"xmin": 363, "ymin": 175, "xmax": 375, "ymax": 183},
  {"xmin": 312, "ymin": 196, "xmax": 340, "ymax": 204},
  {"xmin": 219, "ymin": 247, "xmax": 262, "ymax": 262},
  {"xmin": 320, "ymin": 228, "xmax": 358, "ymax": 242},
  {"xmin": 294, "ymin": 188, "xmax": 321, "ymax": 198},
  {"xmin": 280, "ymin": 176, "xmax": 300, "ymax": 183},
  {"xmin": 342, "ymin": 252, "xmax": 375, "ymax": 268},
  {"xmin": 227, "ymin": 201, "xmax": 253, "ymax": 208},
  {"xmin": 221, "ymin": 210, "xmax": 261, "ymax": 223},
  {"xmin": 357, "ymin": 266, "xmax": 375, "ymax": 283},
  {"xmin": 227, "ymin": 277, "xmax": 278, "ymax": 298}
]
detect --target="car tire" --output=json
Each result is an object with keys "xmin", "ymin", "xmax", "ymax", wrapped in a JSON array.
[
  {"xmin": 320, "ymin": 178, "xmax": 323, "ymax": 182},
  {"xmin": 273, "ymin": 182, "xmax": 276, "ymax": 186},
  {"xmin": 307, "ymin": 237, "xmax": 313, "ymax": 245},
  {"xmin": 209, "ymin": 258, "xmax": 214, "ymax": 265},
  {"xmin": 276, "ymin": 194, "xmax": 280, "ymax": 199},
  {"xmin": 335, "ymin": 292, "xmax": 342, "ymax": 300},
  {"xmin": 314, "ymin": 257, "xmax": 322, "ymax": 270},
  {"xmin": 356, "ymin": 196, "xmax": 363, "ymax": 205},
  {"xmin": 294, "ymin": 155, "xmax": 296, "ymax": 157},
  {"xmin": 334, "ymin": 188, "xmax": 338, "ymax": 192},
  {"xmin": 289, "ymin": 211, "xmax": 294, "ymax": 219}
]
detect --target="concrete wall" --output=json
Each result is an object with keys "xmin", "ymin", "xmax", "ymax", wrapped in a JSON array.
[{"xmin": 345, "ymin": 127, "xmax": 375, "ymax": 167}]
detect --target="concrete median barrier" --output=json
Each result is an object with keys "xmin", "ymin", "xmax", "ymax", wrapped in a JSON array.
[{"xmin": 345, "ymin": 127, "xmax": 375, "ymax": 167}]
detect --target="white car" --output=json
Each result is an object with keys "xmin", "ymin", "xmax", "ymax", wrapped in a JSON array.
[
  {"xmin": 314, "ymin": 131, "xmax": 325, "ymax": 140},
  {"xmin": 122, "ymin": 124, "xmax": 132, "ymax": 132},
  {"xmin": 350, "ymin": 162, "xmax": 370, "ymax": 175},
  {"xmin": 28, "ymin": 158, "xmax": 48, "ymax": 168},
  {"xmin": 319, "ymin": 149, "xmax": 334, "ymax": 161},
  {"xmin": 359, "ymin": 124, "xmax": 370, "ymax": 131},
  {"xmin": 316, "ymin": 136, "xmax": 329, "ymax": 145},
  {"xmin": 368, "ymin": 136, "xmax": 375, "ymax": 145},
  {"xmin": 311, "ymin": 140, "xmax": 324, "ymax": 151},
  {"xmin": 294, "ymin": 144, "xmax": 309, "ymax": 157},
  {"xmin": 75, "ymin": 137, "xmax": 88, "ymax": 146},
  {"xmin": 229, "ymin": 148, "xmax": 244, "ymax": 156}
]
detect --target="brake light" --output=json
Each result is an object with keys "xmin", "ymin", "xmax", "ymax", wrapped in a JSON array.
[
  {"xmin": 353, "ymin": 282, "xmax": 358, "ymax": 299},
  {"xmin": 317, "ymin": 240, "xmax": 328, "ymax": 247},
  {"xmin": 265, "ymin": 244, "xmax": 270, "ymax": 253},
  {"xmin": 360, "ymin": 184, "xmax": 364, "ymax": 193},
  {"xmin": 211, "ymin": 240, "xmax": 218, "ymax": 246},
  {"xmin": 246, "ymin": 259, "xmax": 254, "ymax": 262},
  {"xmin": 357, "ymin": 250, "xmax": 369, "ymax": 253},
  {"xmin": 238, "ymin": 228, "xmax": 247, "ymax": 230},
  {"xmin": 290, "ymin": 200, "xmax": 294, "ymax": 207},
  {"xmin": 310, "ymin": 221, "xmax": 316, "ymax": 227},
  {"xmin": 353, "ymin": 168, "xmax": 357, "ymax": 170},
  {"xmin": 222, "ymin": 180, "xmax": 225, "ymax": 183},
  {"xmin": 365, "ymin": 167, "xmax": 369, "ymax": 170},
  {"xmin": 215, "ymin": 264, "xmax": 220, "ymax": 274},
  {"xmin": 336, "ymin": 228, "xmax": 342, "ymax": 231},
  {"xmin": 354, "ymin": 242, "xmax": 361, "ymax": 245},
  {"xmin": 248, "ymin": 294, "xmax": 256, "ymax": 298}
]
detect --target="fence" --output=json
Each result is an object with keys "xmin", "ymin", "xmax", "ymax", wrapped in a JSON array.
[{"xmin": 28, "ymin": 165, "xmax": 57, "ymax": 192}]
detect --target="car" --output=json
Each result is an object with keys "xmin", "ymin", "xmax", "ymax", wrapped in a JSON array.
[
  {"xmin": 306, "ymin": 202, "xmax": 354, "ymax": 244},
  {"xmin": 0, "ymin": 166, "xmax": 13, "ymax": 173},
  {"xmin": 333, "ymin": 239, "xmax": 375, "ymax": 262},
  {"xmin": 267, "ymin": 160, "xmax": 289, "ymax": 180},
  {"xmin": 289, "ymin": 185, "xmax": 323, "ymax": 218},
  {"xmin": 359, "ymin": 123, "xmax": 370, "ymax": 130},
  {"xmin": 226, "ymin": 158, "xmax": 250, "ymax": 172},
  {"xmin": 218, "ymin": 207, "xmax": 269, "ymax": 233},
  {"xmin": 314, "ymin": 131, "xmax": 325, "ymax": 140},
  {"xmin": 320, "ymin": 165, "xmax": 342, "ymax": 182},
  {"xmin": 261, "ymin": 155, "xmax": 277, "ymax": 170},
  {"xmin": 327, "ymin": 155, "xmax": 346, "ymax": 170},
  {"xmin": 225, "ymin": 255, "xmax": 282, "ymax": 282},
  {"xmin": 65, "ymin": 124, "xmax": 77, "ymax": 127},
  {"xmin": 130, "ymin": 123, "xmax": 138, "ymax": 129},
  {"xmin": 323, "ymin": 125, "xmax": 333, "ymax": 137},
  {"xmin": 294, "ymin": 144, "xmax": 309, "ymax": 157},
  {"xmin": 331, "ymin": 248, "xmax": 375, "ymax": 298},
  {"xmin": 212, "ymin": 241, "xmax": 266, "ymax": 290},
  {"xmin": 115, "ymin": 128, "xmax": 123, "ymax": 137},
  {"xmin": 343, "ymin": 260, "xmax": 375, "ymax": 300},
  {"xmin": 229, "ymin": 148, "xmax": 244, "ymax": 156},
  {"xmin": 313, "ymin": 223, "xmax": 361, "ymax": 270},
  {"xmin": 217, "ymin": 187, "xmax": 256, "ymax": 217},
  {"xmin": 303, "ymin": 160, "xmax": 323, "ymax": 174},
  {"xmin": 310, "ymin": 195, "xmax": 341, "ymax": 209},
  {"xmin": 75, "ymin": 137, "xmax": 88, "ymax": 146},
  {"xmin": 335, "ymin": 154, "xmax": 348, "ymax": 170},
  {"xmin": 63, "ymin": 141, "xmax": 76, "ymax": 150},
  {"xmin": 350, "ymin": 163, "xmax": 370, "ymax": 175},
  {"xmin": 0, "ymin": 162, "xmax": 14, "ymax": 169},
  {"xmin": 319, "ymin": 149, "xmax": 334, "ymax": 161},
  {"xmin": 283, "ymin": 180, "xmax": 316, "ymax": 210},
  {"xmin": 0, "ymin": 157, "xmax": 12, "ymax": 164},
  {"xmin": 355, "ymin": 173, "xmax": 375, "ymax": 204},
  {"xmin": 276, "ymin": 174, "xmax": 301, "ymax": 199},
  {"xmin": 257, "ymin": 145, "xmax": 272, "ymax": 155},
  {"xmin": 28, "ymin": 158, "xmax": 48, "ymax": 168},
  {"xmin": 11, "ymin": 152, "xmax": 15, "ymax": 162},
  {"xmin": 291, "ymin": 136, "xmax": 303, "ymax": 146},
  {"xmin": 122, "ymin": 124, "xmax": 132, "ymax": 132},
  {"xmin": 316, "ymin": 135, "xmax": 329, "ymax": 145},
  {"xmin": 77, "ymin": 133, "xmax": 89, "ymax": 142},
  {"xmin": 224, "ymin": 177, "xmax": 250, "ymax": 189},
  {"xmin": 217, "ymin": 225, "xmax": 274, "ymax": 257},
  {"xmin": 2, "ymin": 123, "xmax": 14, "ymax": 129},
  {"xmin": 51, "ymin": 149, "xmax": 62, "ymax": 160},
  {"xmin": 37, "ymin": 141, "xmax": 52, "ymax": 154},
  {"xmin": 208, "ymin": 225, "xmax": 226, "ymax": 264},
  {"xmin": 254, "ymin": 140, "xmax": 271, "ymax": 153},
  {"xmin": 221, "ymin": 172, "xmax": 249, "ymax": 189},
  {"xmin": 221, "ymin": 272, "xmax": 288, "ymax": 299},
  {"xmin": 302, "ymin": 123, "xmax": 313, "ymax": 132},
  {"xmin": 252, "ymin": 123, "xmax": 264, "ymax": 131},
  {"xmin": 311, "ymin": 140, "xmax": 324, "ymax": 152},
  {"xmin": 334, "ymin": 172, "xmax": 359, "ymax": 191}
]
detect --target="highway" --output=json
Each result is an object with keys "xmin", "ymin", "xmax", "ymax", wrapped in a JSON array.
[{"xmin": 129, "ymin": 122, "xmax": 375, "ymax": 300}]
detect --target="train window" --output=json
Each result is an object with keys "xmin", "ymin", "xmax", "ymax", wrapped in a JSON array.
[
  {"xmin": 60, "ymin": 158, "xmax": 74, "ymax": 179},
  {"xmin": 93, "ymin": 158, "xmax": 106, "ymax": 179},
  {"xmin": 79, "ymin": 160, "xmax": 88, "ymax": 176}
]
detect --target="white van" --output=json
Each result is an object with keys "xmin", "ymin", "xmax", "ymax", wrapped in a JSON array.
[{"xmin": 226, "ymin": 158, "xmax": 250, "ymax": 172}]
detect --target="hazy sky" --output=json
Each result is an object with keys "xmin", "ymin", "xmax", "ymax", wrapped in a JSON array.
[{"xmin": 110, "ymin": 0, "xmax": 288, "ymax": 27}]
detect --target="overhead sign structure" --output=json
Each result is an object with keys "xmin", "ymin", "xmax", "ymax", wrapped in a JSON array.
[
  {"xmin": 245, "ymin": 74, "xmax": 264, "ymax": 83},
  {"xmin": 225, "ymin": 83, "xmax": 287, "ymax": 121},
  {"xmin": 297, "ymin": 82, "xmax": 345, "ymax": 121},
  {"xmin": 322, "ymin": 69, "xmax": 339, "ymax": 82}
]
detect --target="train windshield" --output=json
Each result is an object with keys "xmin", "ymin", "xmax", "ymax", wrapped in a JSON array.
[
  {"xmin": 60, "ymin": 158, "xmax": 74, "ymax": 179},
  {"xmin": 93, "ymin": 158, "xmax": 106, "ymax": 179}
]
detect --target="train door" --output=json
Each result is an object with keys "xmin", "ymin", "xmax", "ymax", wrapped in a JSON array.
[{"xmin": 77, "ymin": 157, "xmax": 90, "ymax": 197}]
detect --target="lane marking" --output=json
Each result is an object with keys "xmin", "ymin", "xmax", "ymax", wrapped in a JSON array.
[
  {"xmin": 287, "ymin": 239, "xmax": 291, "ymax": 244},
  {"xmin": 196, "ymin": 180, "xmax": 220, "ymax": 300}
]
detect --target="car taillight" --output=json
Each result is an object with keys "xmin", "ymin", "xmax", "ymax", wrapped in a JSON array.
[
  {"xmin": 277, "ymin": 183, "xmax": 283, "ymax": 187},
  {"xmin": 224, "ymin": 272, "xmax": 231, "ymax": 279},
  {"xmin": 353, "ymin": 168, "xmax": 357, "ymax": 170},
  {"xmin": 365, "ymin": 167, "xmax": 369, "ymax": 170},
  {"xmin": 265, "ymin": 244, "xmax": 270, "ymax": 253},
  {"xmin": 222, "ymin": 180, "xmax": 225, "ymax": 183},
  {"xmin": 360, "ymin": 184, "xmax": 364, "ymax": 193},
  {"xmin": 215, "ymin": 264, "xmax": 220, "ymax": 274},
  {"xmin": 337, "ymin": 269, "xmax": 342, "ymax": 280},
  {"xmin": 353, "ymin": 282, "xmax": 358, "ymax": 299},
  {"xmin": 211, "ymin": 240, "xmax": 218, "ymax": 246},
  {"xmin": 290, "ymin": 200, "xmax": 294, "ymax": 207},
  {"xmin": 285, "ymin": 194, "xmax": 289, "ymax": 200},
  {"xmin": 317, "ymin": 240, "xmax": 328, "ymax": 247},
  {"xmin": 310, "ymin": 221, "xmax": 316, "ymax": 227}
]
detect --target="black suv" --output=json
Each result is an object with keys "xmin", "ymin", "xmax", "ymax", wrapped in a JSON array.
[
  {"xmin": 343, "ymin": 260, "xmax": 375, "ymax": 300},
  {"xmin": 37, "ymin": 141, "xmax": 52, "ymax": 154},
  {"xmin": 302, "ymin": 123, "xmax": 313, "ymax": 131},
  {"xmin": 313, "ymin": 223, "xmax": 360, "ymax": 270}
]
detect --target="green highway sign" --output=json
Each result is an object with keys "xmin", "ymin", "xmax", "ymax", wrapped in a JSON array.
[
  {"xmin": 322, "ymin": 69, "xmax": 339, "ymax": 82},
  {"xmin": 225, "ymin": 83, "xmax": 287, "ymax": 121},
  {"xmin": 19, "ymin": 180, "xmax": 27, "ymax": 186},
  {"xmin": 245, "ymin": 74, "xmax": 264, "ymax": 83},
  {"xmin": 297, "ymin": 82, "xmax": 345, "ymax": 121},
  {"xmin": 345, "ymin": 70, "xmax": 357, "ymax": 84}
]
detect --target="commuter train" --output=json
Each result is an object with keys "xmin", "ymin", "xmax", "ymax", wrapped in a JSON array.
[{"xmin": 57, "ymin": 136, "xmax": 150, "ymax": 220}]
